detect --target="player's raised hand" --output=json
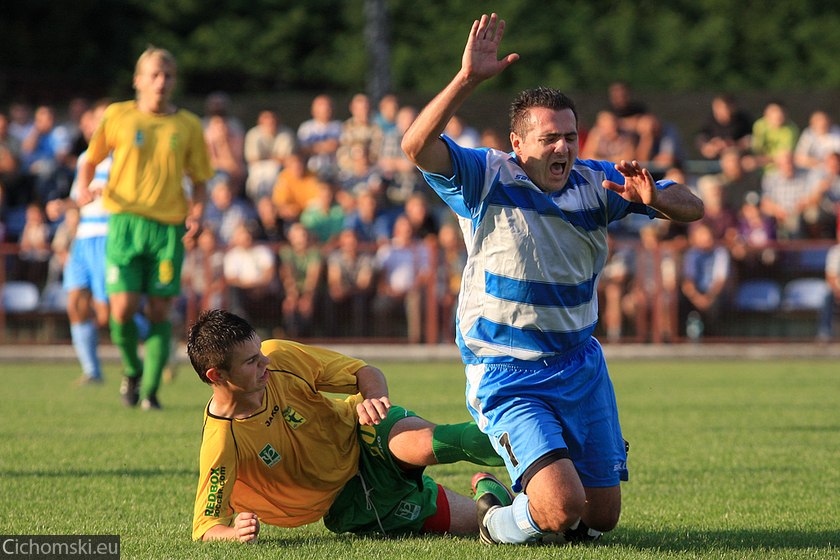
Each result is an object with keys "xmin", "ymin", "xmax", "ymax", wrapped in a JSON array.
[
  {"xmin": 461, "ymin": 13, "xmax": 519, "ymax": 84},
  {"xmin": 233, "ymin": 512, "xmax": 260, "ymax": 543},
  {"xmin": 602, "ymin": 160, "xmax": 659, "ymax": 206}
]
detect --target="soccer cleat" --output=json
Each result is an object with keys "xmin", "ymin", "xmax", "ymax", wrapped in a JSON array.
[
  {"xmin": 562, "ymin": 519, "xmax": 602, "ymax": 543},
  {"xmin": 76, "ymin": 375, "xmax": 103, "ymax": 386},
  {"xmin": 475, "ymin": 491, "xmax": 502, "ymax": 545},
  {"xmin": 141, "ymin": 394, "xmax": 161, "ymax": 411},
  {"xmin": 120, "ymin": 376, "xmax": 140, "ymax": 407}
]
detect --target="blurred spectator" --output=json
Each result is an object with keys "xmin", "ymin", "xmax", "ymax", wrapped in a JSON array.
[
  {"xmin": 712, "ymin": 147, "xmax": 761, "ymax": 212},
  {"xmin": 203, "ymin": 176, "xmax": 257, "ymax": 246},
  {"xmin": 182, "ymin": 226, "xmax": 226, "ymax": 319},
  {"xmin": 0, "ymin": 112, "xmax": 22, "ymax": 175},
  {"xmin": 7, "ymin": 101, "xmax": 34, "ymax": 144},
  {"xmin": 62, "ymin": 97, "xmax": 90, "ymax": 168},
  {"xmin": 243, "ymin": 109, "xmax": 296, "ymax": 202},
  {"xmin": 344, "ymin": 188, "xmax": 393, "ymax": 249},
  {"xmin": 794, "ymin": 110, "xmax": 840, "ymax": 170},
  {"xmin": 402, "ymin": 191, "xmax": 439, "ymax": 241},
  {"xmin": 337, "ymin": 93, "xmax": 383, "ymax": 175},
  {"xmin": 480, "ymin": 127, "xmax": 509, "ymax": 152},
  {"xmin": 380, "ymin": 105, "xmax": 422, "ymax": 204},
  {"xmin": 694, "ymin": 174, "xmax": 738, "ymax": 243},
  {"xmin": 634, "ymin": 113, "xmax": 684, "ymax": 171},
  {"xmin": 444, "ymin": 114, "xmax": 480, "ymax": 148},
  {"xmin": 747, "ymin": 101, "xmax": 800, "ymax": 171},
  {"xmin": 202, "ymin": 91, "xmax": 245, "ymax": 138},
  {"xmin": 607, "ymin": 80, "xmax": 647, "ymax": 133},
  {"xmin": 760, "ymin": 151, "xmax": 817, "ymax": 239},
  {"xmin": 580, "ymin": 110, "xmax": 636, "ymax": 162},
  {"xmin": 821, "ymin": 240, "xmax": 840, "ymax": 340},
  {"xmin": 299, "ymin": 182, "xmax": 345, "ymax": 246},
  {"xmin": 223, "ymin": 222, "xmax": 278, "ymax": 330},
  {"xmin": 297, "ymin": 94, "xmax": 342, "ymax": 177},
  {"xmin": 16, "ymin": 202, "xmax": 52, "ymax": 286},
  {"xmin": 20, "ymin": 105, "xmax": 73, "ymax": 203},
  {"xmin": 253, "ymin": 195, "xmax": 286, "ymax": 243},
  {"xmin": 436, "ymin": 222, "xmax": 466, "ymax": 342},
  {"xmin": 807, "ymin": 151, "xmax": 840, "ymax": 239},
  {"xmin": 680, "ymin": 222, "xmax": 731, "ymax": 339},
  {"xmin": 278, "ymin": 222, "xmax": 323, "ymax": 338},
  {"xmin": 695, "ymin": 94, "xmax": 753, "ymax": 160},
  {"xmin": 338, "ymin": 143, "xmax": 385, "ymax": 197},
  {"xmin": 372, "ymin": 214, "xmax": 431, "ymax": 342},
  {"xmin": 271, "ymin": 152, "xmax": 326, "ymax": 223},
  {"xmin": 204, "ymin": 114, "xmax": 246, "ymax": 192},
  {"xmin": 374, "ymin": 93, "xmax": 399, "ymax": 136},
  {"xmin": 730, "ymin": 191, "xmax": 778, "ymax": 275},
  {"xmin": 325, "ymin": 228, "xmax": 376, "ymax": 337}
]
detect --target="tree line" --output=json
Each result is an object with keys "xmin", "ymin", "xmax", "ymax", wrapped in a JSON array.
[{"xmin": 3, "ymin": 0, "xmax": 840, "ymax": 103}]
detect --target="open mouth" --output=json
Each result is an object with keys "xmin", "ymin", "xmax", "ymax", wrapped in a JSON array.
[{"xmin": 550, "ymin": 161, "xmax": 566, "ymax": 175}]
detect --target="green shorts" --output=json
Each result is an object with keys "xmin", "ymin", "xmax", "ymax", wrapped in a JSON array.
[
  {"xmin": 323, "ymin": 405, "xmax": 439, "ymax": 535},
  {"xmin": 105, "ymin": 213, "xmax": 186, "ymax": 297}
]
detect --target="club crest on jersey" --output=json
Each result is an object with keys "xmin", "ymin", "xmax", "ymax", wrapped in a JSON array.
[
  {"xmin": 282, "ymin": 406, "xmax": 306, "ymax": 429},
  {"xmin": 259, "ymin": 443, "xmax": 281, "ymax": 468},
  {"xmin": 394, "ymin": 500, "xmax": 421, "ymax": 521},
  {"xmin": 134, "ymin": 130, "xmax": 144, "ymax": 147}
]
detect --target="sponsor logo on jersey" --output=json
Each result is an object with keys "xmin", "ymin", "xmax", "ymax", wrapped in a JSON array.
[
  {"xmin": 259, "ymin": 443, "xmax": 282, "ymax": 468},
  {"xmin": 203, "ymin": 466, "xmax": 227, "ymax": 517},
  {"xmin": 394, "ymin": 500, "xmax": 421, "ymax": 521},
  {"xmin": 359, "ymin": 425, "xmax": 384, "ymax": 458},
  {"xmin": 282, "ymin": 406, "xmax": 306, "ymax": 429}
]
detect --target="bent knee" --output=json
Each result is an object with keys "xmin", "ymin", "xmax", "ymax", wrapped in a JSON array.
[
  {"xmin": 585, "ymin": 507, "xmax": 621, "ymax": 533},
  {"xmin": 529, "ymin": 496, "xmax": 585, "ymax": 534}
]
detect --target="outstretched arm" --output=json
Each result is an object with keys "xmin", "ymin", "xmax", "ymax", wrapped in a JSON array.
[
  {"xmin": 603, "ymin": 160, "xmax": 704, "ymax": 222},
  {"xmin": 401, "ymin": 13, "xmax": 519, "ymax": 176}
]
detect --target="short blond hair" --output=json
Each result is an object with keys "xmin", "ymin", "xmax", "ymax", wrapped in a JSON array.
[{"xmin": 134, "ymin": 46, "xmax": 177, "ymax": 76}]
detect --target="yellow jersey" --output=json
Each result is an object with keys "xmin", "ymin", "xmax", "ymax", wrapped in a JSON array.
[
  {"xmin": 86, "ymin": 100, "xmax": 213, "ymax": 224},
  {"xmin": 192, "ymin": 339, "xmax": 367, "ymax": 540}
]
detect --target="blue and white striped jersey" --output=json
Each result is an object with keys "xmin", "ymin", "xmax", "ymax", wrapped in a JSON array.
[{"xmin": 422, "ymin": 135, "xmax": 671, "ymax": 364}]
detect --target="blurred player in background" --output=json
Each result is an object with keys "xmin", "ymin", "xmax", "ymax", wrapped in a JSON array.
[{"xmin": 76, "ymin": 47, "xmax": 213, "ymax": 410}]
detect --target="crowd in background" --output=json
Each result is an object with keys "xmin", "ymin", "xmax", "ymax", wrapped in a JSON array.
[{"xmin": 1, "ymin": 83, "xmax": 839, "ymax": 342}]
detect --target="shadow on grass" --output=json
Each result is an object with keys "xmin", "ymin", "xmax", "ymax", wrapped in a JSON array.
[{"xmin": 617, "ymin": 527, "xmax": 838, "ymax": 551}]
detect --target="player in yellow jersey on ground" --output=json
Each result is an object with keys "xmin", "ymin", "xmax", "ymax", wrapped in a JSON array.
[
  {"xmin": 186, "ymin": 309, "xmax": 513, "ymax": 543},
  {"xmin": 76, "ymin": 47, "xmax": 214, "ymax": 410}
]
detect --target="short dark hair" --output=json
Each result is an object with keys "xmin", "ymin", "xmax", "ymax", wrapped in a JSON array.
[
  {"xmin": 187, "ymin": 309, "xmax": 256, "ymax": 384},
  {"xmin": 509, "ymin": 87, "xmax": 578, "ymax": 139}
]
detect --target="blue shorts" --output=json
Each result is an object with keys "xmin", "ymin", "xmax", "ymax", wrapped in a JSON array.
[
  {"xmin": 465, "ymin": 337, "xmax": 628, "ymax": 493},
  {"xmin": 63, "ymin": 236, "xmax": 108, "ymax": 303}
]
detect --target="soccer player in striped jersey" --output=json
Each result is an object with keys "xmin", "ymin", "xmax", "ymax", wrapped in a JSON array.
[{"xmin": 401, "ymin": 13, "xmax": 704, "ymax": 545}]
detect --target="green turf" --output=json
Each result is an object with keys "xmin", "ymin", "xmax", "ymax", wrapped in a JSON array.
[{"xmin": 1, "ymin": 358, "xmax": 838, "ymax": 559}]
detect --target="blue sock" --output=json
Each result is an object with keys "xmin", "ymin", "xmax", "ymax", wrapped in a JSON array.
[
  {"xmin": 70, "ymin": 320, "xmax": 101, "ymax": 380},
  {"xmin": 485, "ymin": 493, "xmax": 543, "ymax": 544},
  {"xmin": 134, "ymin": 313, "xmax": 151, "ymax": 342}
]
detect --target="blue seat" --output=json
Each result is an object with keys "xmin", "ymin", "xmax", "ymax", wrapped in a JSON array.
[
  {"xmin": 734, "ymin": 279, "xmax": 782, "ymax": 312},
  {"xmin": 1, "ymin": 281, "xmax": 41, "ymax": 313},
  {"xmin": 781, "ymin": 278, "xmax": 831, "ymax": 311}
]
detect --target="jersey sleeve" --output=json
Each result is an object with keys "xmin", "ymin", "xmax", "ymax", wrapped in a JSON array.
[
  {"xmin": 184, "ymin": 113, "xmax": 214, "ymax": 184},
  {"xmin": 84, "ymin": 104, "xmax": 117, "ymax": 168},
  {"xmin": 192, "ymin": 414, "xmax": 239, "ymax": 541},
  {"xmin": 420, "ymin": 134, "xmax": 491, "ymax": 218},
  {"xmin": 260, "ymin": 339, "xmax": 366, "ymax": 395}
]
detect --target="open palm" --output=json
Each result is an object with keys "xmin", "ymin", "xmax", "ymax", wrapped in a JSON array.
[{"xmin": 462, "ymin": 13, "xmax": 519, "ymax": 82}]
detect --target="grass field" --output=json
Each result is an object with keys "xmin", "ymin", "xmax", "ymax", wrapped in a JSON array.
[{"xmin": 1, "ymin": 357, "xmax": 838, "ymax": 559}]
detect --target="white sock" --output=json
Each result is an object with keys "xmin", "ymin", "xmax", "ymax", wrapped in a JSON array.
[{"xmin": 485, "ymin": 493, "xmax": 542, "ymax": 544}]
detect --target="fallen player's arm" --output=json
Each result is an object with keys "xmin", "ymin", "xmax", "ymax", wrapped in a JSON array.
[{"xmin": 201, "ymin": 512, "xmax": 260, "ymax": 543}]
